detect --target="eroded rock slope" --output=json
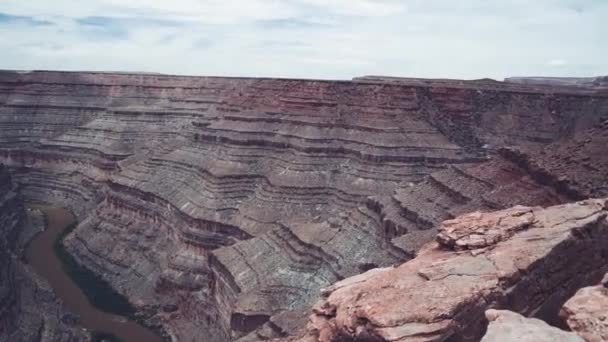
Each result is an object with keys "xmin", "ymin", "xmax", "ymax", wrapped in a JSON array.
[
  {"xmin": 292, "ymin": 199, "xmax": 608, "ymax": 341},
  {"xmin": 1, "ymin": 70, "xmax": 608, "ymax": 341},
  {"xmin": 0, "ymin": 164, "xmax": 86, "ymax": 342}
]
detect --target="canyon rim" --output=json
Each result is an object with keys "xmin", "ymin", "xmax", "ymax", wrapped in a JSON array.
[{"xmin": 1, "ymin": 70, "xmax": 608, "ymax": 342}]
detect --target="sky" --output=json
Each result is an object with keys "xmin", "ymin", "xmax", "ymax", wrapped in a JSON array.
[{"xmin": 0, "ymin": 0, "xmax": 606, "ymax": 80}]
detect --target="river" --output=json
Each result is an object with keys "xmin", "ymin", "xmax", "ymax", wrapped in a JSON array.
[{"xmin": 25, "ymin": 206, "xmax": 163, "ymax": 342}]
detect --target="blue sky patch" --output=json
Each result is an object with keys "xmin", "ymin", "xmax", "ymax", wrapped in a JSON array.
[
  {"xmin": 0, "ymin": 12, "xmax": 52, "ymax": 26},
  {"xmin": 0, "ymin": 1, "xmax": 605, "ymax": 79}
]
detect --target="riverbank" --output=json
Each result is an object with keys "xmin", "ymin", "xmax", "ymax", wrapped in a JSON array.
[
  {"xmin": 25, "ymin": 205, "xmax": 164, "ymax": 342},
  {"xmin": 52, "ymin": 220, "xmax": 136, "ymax": 317}
]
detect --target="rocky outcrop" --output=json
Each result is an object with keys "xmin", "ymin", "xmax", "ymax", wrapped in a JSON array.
[
  {"xmin": 560, "ymin": 274, "xmax": 608, "ymax": 342},
  {"xmin": 2, "ymin": 70, "xmax": 608, "ymax": 341},
  {"xmin": 481, "ymin": 310, "xmax": 583, "ymax": 342},
  {"xmin": 481, "ymin": 273, "xmax": 608, "ymax": 342},
  {"xmin": 293, "ymin": 199, "xmax": 608, "ymax": 341},
  {"xmin": 0, "ymin": 164, "xmax": 86, "ymax": 342}
]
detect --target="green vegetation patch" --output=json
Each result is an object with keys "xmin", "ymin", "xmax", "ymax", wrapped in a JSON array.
[{"xmin": 53, "ymin": 221, "xmax": 136, "ymax": 317}]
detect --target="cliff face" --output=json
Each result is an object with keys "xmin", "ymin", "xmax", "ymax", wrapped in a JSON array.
[
  {"xmin": 1, "ymin": 70, "xmax": 608, "ymax": 341},
  {"xmin": 0, "ymin": 164, "xmax": 86, "ymax": 342},
  {"xmin": 0, "ymin": 164, "xmax": 24, "ymax": 337},
  {"xmin": 293, "ymin": 199, "xmax": 608, "ymax": 341}
]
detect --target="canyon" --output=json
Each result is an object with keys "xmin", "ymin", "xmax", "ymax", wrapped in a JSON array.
[
  {"xmin": 290, "ymin": 198, "xmax": 608, "ymax": 341},
  {"xmin": 0, "ymin": 70, "xmax": 607, "ymax": 341}
]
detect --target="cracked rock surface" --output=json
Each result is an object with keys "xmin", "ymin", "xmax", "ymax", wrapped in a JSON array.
[
  {"xmin": 481, "ymin": 310, "xmax": 583, "ymax": 342},
  {"xmin": 1, "ymin": 71, "xmax": 608, "ymax": 341},
  {"xmin": 291, "ymin": 199, "xmax": 608, "ymax": 341},
  {"xmin": 560, "ymin": 274, "xmax": 608, "ymax": 342}
]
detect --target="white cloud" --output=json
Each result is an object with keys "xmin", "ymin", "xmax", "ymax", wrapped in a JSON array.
[
  {"xmin": 548, "ymin": 59, "xmax": 568, "ymax": 67},
  {"xmin": 0, "ymin": 0, "xmax": 606, "ymax": 79},
  {"xmin": 294, "ymin": 0, "xmax": 406, "ymax": 17}
]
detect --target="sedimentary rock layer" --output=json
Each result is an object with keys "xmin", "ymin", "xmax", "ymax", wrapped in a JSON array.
[
  {"xmin": 505, "ymin": 76, "xmax": 608, "ymax": 90},
  {"xmin": 294, "ymin": 199, "xmax": 608, "ymax": 341},
  {"xmin": 0, "ymin": 164, "xmax": 23, "ymax": 339},
  {"xmin": 0, "ymin": 165, "xmax": 86, "ymax": 342},
  {"xmin": 2, "ymin": 70, "xmax": 608, "ymax": 341}
]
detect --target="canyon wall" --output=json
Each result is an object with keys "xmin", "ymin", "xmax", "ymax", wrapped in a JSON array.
[
  {"xmin": 0, "ymin": 164, "xmax": 86, "ymax": 342},
  {"xmin": 291, "ymin": 198, "xmax": 608, "ymax": 341},
  {"xmin": 0, "ymin": 164, "xmax": 25, "ymax": 339},
  {"xmin": 1, "ymin": 70, "xmax": 608, "ymax": 341}
]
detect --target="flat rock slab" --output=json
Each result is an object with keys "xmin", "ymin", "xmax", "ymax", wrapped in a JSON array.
[{"xmin": 293, "ymin": 199, "xmax": 608, "ymax": 341}]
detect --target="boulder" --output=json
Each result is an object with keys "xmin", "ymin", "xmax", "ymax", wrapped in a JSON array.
[
  {"xmin": 560, "ymin": 274, "xmax": 608, "ymax": 342},
  {"xmin": 294, "ymin": 199, "xmax": 608, "ymax": 341},
  {"xmin": 481, "ymin": 309, "xmax": 583, "ymax": 342}
]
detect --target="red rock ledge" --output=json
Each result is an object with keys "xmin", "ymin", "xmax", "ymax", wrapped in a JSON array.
[{"xmin": 288, "ymin": 199, "xmax": 608, "ymax": 341}]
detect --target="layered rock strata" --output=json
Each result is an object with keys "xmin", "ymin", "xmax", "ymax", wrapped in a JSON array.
[
  {"xmin": 0, "ymin": 163, "xmax": 24, "ymax": 338},
  {"xmin": 293, "ymin": 199, "xmax": 608, "ymax": 341},
  {"xmin": 2, "ymin": 70, "xmax": 608, "ymax": 341},
  {"xmin": 0, "ymin": 164, "xmax": 86, "ymax": 341},
  {"xmin": 505, "ymin": 76, "xmax": 608, "ymax": 90}
]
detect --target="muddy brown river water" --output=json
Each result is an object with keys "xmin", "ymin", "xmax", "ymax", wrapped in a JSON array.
[{"xmin": 25, "ymin": 206, "xmax": 163, "ymax": 342}]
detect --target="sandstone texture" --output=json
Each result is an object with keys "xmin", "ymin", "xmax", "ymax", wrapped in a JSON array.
[
  {"xmin": 1, "ymin": 70, "xmax": 608, "ymax": 341},
  {"xmin": 293, "ymin": 199, "xmax": 608, "ymax": 341},
  {"xmin": 560, "ymin": 274, "xmax": 608, "ymax": 342},
  {"xmin": 481, "ymin": 310, "xmax": 583, "ymax": 342}
]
